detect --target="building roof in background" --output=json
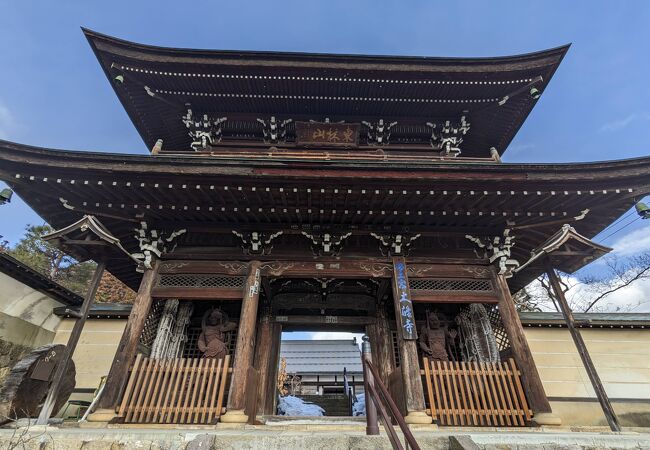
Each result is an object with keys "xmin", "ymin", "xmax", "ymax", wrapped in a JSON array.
[
  {"xmin": 0, "ymin": 252, "xmax": 83, "ymax": 306},
  {"xmin": 519, "ymin": 311, "xmax": 650, "ymax": 328},
  {"xmin": 280, "ymin": 339, "xmax": 363, "ymax": 373}
]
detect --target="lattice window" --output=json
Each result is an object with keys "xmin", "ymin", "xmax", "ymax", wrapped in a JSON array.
[
  {"xmin": 409, "ymin": 278, "xmax": 493, "ymax": 293},
  {"xmin": 182, "ymin": 326, "xmax": 238, "ymax": 359},
  {"xmin": 157, "ymin": 274, "xmax": 245, "ymax": 289},
  {"xmin": 485, "ymin": 305, "xmax": 511, "ymax": 352},
  {"xmin": 391, "ymin": 330, "xmax": 401, "ymax": 367},
  {"xmin": 139, "ymin": 299, "xmax": 164, "ymax": 349}
]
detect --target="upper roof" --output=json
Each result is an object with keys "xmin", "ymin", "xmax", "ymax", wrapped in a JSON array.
[
  {"xmin": 280, "ymin": 339, "xmax": 363, "ymax": 373},
  {"xmin": 0, "ymin": 252, "xmax": 83, "ymax": 306},
  {"xmin": 84, "ymin": 28, "xmax": 569, "ymax": 157}
]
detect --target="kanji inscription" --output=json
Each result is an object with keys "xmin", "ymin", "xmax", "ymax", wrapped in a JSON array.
[
  {"xmin": 392, "ymin": 257, "xmax": 417, "ymax": 340},
  {"xmin": 295, "ymin": 122, "xmax": 360, "ymax": 147}
]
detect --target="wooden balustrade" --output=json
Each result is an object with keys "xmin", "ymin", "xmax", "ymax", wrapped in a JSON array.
[
  {"xmin": 117, "ymin": 354, "xmax": 231, "ymax": 424},
  {"xmin": 422, "ymin": 357, "xmax": 531, "ymax": 427}
]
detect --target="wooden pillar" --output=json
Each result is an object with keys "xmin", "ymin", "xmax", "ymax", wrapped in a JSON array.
[
  {"xmin": 36, "ymin": 260, "xmax": 106, "ymax": 425},
  {"xmin": 492, "ymin": 270, "xmax": 561, "ymax": 425},
  {"xmin": 391, "ymin": 257, "xmax": 431, "ymax": 424},
  {"xmin": 367, "ymin": 302, "xmax": 395, "ymax": 383},
  {"xmin": 221, "ymin": 261, "xmax": 262, "ymax": 423},
  {"xmin": 254, "ymin": 312, "xmax": 282, "ymax": 415},
  {"xmin": 544, "ymin": 258, "xmax": 621, "ymax": 431},
  {"xmin": 90, "ymin": 260, "xmax": 159, "ymax": 421}
]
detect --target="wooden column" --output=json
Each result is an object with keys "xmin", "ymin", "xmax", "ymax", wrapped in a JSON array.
[
  {"xmin": 368, "ymin": 303, "xmax": 395, "ymax": 383},
  {"xmin": 90, "ymin": 260, "xmax": 159, "ymax": 421},
  {"xmin": 493, "ymin": 270, "xmax": 561, "ymax": 425},
  {"xmin": 391, "ymin": 257, "xmax": 430, "ymax": 424},
  {"xmin": 254, "ymin": 311, "xmax": 282, "ymax": 415},
  {"xmin": 544, "ymin": 258, "xmax": 621, "ymax": 431},
  {"xmin": 221, "ymin": 261, "xmax": 262, "ymax": 423},
  {"xmin": 36, "ymin": 260, "xmax": 106, "ymax": 425}
]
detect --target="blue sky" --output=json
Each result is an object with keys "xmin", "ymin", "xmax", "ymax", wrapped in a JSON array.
[{"xmin": 1, "ymin": 1, "xmax": 649, "ymax": 318}]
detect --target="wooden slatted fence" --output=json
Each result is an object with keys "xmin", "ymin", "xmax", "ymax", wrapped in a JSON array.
[
  {"xmin": 118, "ymin": 354, "xmax": 231, "ymax": 424},
  {"xmin": 422, "ymin": 358, "xmax": 532, "ymax": 427}
]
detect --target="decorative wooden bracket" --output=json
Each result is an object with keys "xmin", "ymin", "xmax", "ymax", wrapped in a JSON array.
[
  {"xmin": 361, "ymin": 119, "xmax": 397, "ymax": 146},
  {"xmin": 426, "ymin": 115, "xmax": 470, "ymax": 156},
  {"xmin": 466, "ymin": 228, "xmax": 519, "ymax": 278},
  {"xmin": 181, "ymin": 106, "xmax": 227, "ymax": 150},
  {"xmin": 301, "ymin": 231, "xmax": 352, "ymax": 256},
  {"xmin": 133, "ymin": 221, "xmax": 186, "ymax": 270},
  {"xmin": 256, "ymin": 116, "xmax": 292, "ymax": 144},
  {"xmin": 370, "ymin": 232, "xmax": 421, "ymax": 256},
  {"xmin": 232, "ymin": 230, "xmax": 283, "ymax": 255}
]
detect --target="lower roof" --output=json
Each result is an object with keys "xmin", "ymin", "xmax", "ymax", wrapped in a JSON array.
[
  {"xmin": 1, "ymin": 139, "xmax": 649, "ymax": 291},
  {"xmin": 0, "ymin": 253, "xmax": 82, "ymax": 306}
]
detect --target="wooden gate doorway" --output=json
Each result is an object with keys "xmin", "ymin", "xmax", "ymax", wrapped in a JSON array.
[{"xmin": 254, "ymin": 276, "xmax": 379, "ymax": 417}]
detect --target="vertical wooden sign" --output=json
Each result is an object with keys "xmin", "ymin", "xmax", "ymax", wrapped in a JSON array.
[{"xmin": 391, "ymin": 257, "xmax": 417, "ymax": 340}]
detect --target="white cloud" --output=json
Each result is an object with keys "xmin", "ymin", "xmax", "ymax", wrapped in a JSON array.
[
  {"xmin": 600, "ymin": 112, "xmax": 650, "ymax": 133},
  {"xmin": 608, "ymin": 224, "xmax": 650, "ymax": 257}
]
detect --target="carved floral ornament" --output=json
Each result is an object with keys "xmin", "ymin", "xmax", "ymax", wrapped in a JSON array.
[
  {"xmin": 301, "ymin": 231, "xmax": 352, "ymax": 256},
  {"xmin": 426, "ymin": 115, "xmax": 471, "ymax": 156},
  {"xmin": 232, "ymin": 230, "xmax": 283, "ymax": 255},
  {"xmin": 132, "ymin": 221, "xmax": 186, "ymax": 271},
  {"xmin": 465, "ymin": 228, "xmax": 519, "ymax": 278}
]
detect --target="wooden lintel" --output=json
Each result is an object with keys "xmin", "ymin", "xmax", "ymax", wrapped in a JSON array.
[
  {"xmin": 158, "ymin": 259, "xmax": 492, "ymax": 279},
  {"xmin": 272, "ymin": 315, "xmax": 374, "ymax": 325}
]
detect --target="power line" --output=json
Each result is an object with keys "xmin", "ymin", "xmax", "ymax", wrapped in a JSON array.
[
  {"xmin": 598, "ymin": 209, "xmax": 635, "ymax": 235},
  {"xmin": 598, "ymin": 216, "xmax": 641, "ymax": 243}
]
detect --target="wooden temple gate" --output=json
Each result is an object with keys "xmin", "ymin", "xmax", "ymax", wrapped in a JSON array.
[{"xmin": 91, "ymin": 257, "xmax": 548, "ymax": 427}]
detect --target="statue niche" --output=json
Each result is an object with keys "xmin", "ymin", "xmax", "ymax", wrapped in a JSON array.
[
  {"xmin": 197, "ymin": 308, "xmax": 237, "ymax": 359},
  {"xmin": 418, "ymin": 311, "xmax": 456, "ymax": 362}
]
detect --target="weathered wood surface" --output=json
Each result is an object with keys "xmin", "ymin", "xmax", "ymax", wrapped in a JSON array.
[
  {"xmin": 492, "ymin": 270, "xmax": 552, "ymax": 415},
  {"xmin": 544, "ymin": 259, "xmax": 621, "ymax": 432},
  {"xmin": 37, "ymin": 261, "xmax": 105, "ymax": 425},
  {"xmin": 117, "ymin": 355, "xmax": 231, "ymax": 424},
  {"xmin": 0, "ymin": 345, "xmax": 75, "ymax": 423},
  {"xmin": 159, "ymin": 259, "xmax": 492, "ymax": 279},
  {"xmin": 151, "ymin": 287, "xmax": 243, "ymax": 299},
  {"xmin": 422, "ymin": 358, "xmax": 531, "ymax": 427},
  {"xmin": 226, "ymin": 261, "xmax": 261, "ymax": 412},
  {"xmin": 368, "ymin": 305, "xmax": 396, "ymax": 384},
  {"xmin": 245, "ymin": 366, "xmax": 261, "ymax": 424},
  {"xmin": 98, "ymin": 261, "xmax": 159, "ymax": 410}
]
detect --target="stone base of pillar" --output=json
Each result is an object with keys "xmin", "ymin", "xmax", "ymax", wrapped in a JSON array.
[
  {"xmin": 220, "ymin": 409, "xmax": 248, "ymax": 423},
  {"xmin": 86, "ymin": 408, "xmax": 117, "ymax": 422},
  {"xmin": 532, "ymin": 412, "xmax": 562, "ymax": 426},
  {"xmin": 404, "ymin": 411, "xmax": 432, "ymax": 424}
]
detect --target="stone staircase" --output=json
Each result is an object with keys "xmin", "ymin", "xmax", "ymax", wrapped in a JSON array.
[{"xmin": 298, "ymin": 394, "xmax": 351, "ymax": 416}]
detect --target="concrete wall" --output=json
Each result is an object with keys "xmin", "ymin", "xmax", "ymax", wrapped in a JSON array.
[
  {"xmin": 525, "ymin": 327, "xmax": 650, "ymax": 427},
  {"xmin": 0, "ymin": 272, "xmax": 65, "ymax": 384}
]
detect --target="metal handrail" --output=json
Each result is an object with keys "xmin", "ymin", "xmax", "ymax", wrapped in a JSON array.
[{"xmin": 361, "ymin": 339, "xmax": 421, "ymax": 450}]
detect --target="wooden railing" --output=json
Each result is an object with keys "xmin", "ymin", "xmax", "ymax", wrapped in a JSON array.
[
  {"xmin": 117, "ymin": 354, "xmax": 231, "ymax": 424},
  {"xmin": 422, "ymin": 358, "xmax": 531, "ymax": 427},
  {"xmin": 363, "ymin": 354, "xmax": 421, "ymax": 450}
]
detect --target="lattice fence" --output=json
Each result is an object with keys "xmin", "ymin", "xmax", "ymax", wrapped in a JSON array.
[
  {"xmin": 391, "ymin": 330, "xmax": 401, "ymax": 367},
  {"xmin": 139, "ymin": 300, "xmax": 164, "ymax": 350},
  {"xmin": 157, "ymin": 274, "xmax": 245, "ymax": 289},
  {"xmin": 485, "ymin": 306, "xmax": 511, "ymax": 352},
  {"xmin": 422, "ymin": 358, "xmax": 531, "ymax": 427},
  {"xmin": 183, "ymin": 327, "xmax": 238, "ymax": 359},
  {"xmin": 118, "ymin": 354, "xmax": 231, "ymax": 424},
  {"xmin": 410, "ymin": 278, "xmax": 493, "ymax": 293}
]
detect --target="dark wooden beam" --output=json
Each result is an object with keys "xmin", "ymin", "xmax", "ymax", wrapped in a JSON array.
[
  {"xmin": 544, "ymin": 258, "xmax": 621, "ymax": 432},
  {"xmin": 36, "ymin": 260, "xmax": 105, "ymax": 425}
]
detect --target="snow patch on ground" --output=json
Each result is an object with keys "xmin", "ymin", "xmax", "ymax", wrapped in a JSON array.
[
  {"xmin": 352, "ymin": 393, "xmax": 366, "ymax": 416},
  {"xmin": 277, "ymin": 395, "xmax": 325, "ymax": 416}
]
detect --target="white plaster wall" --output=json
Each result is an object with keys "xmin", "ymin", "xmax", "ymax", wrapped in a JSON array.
[{"xmin": 0, "ymin": 272, "xmax": 64, "ymax": 347}]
